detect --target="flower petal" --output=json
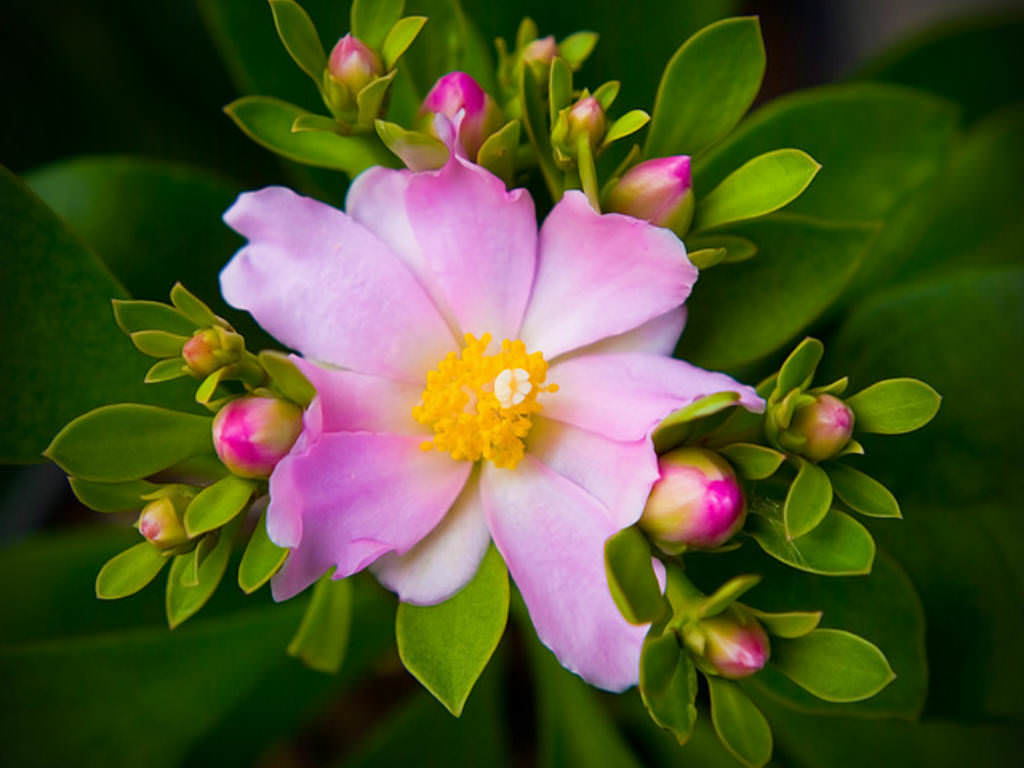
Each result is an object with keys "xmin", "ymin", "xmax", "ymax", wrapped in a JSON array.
[
  {"xmin": 543, "ymin": 353, "xmax": 764, "ymax": 441},
  {"xmin": 371, "ymin": 472, "xmax": 491, "ymax": 605},
  {"xmin": 268, "ymin": 433, "xmax": 470, "ymax": 600},
  {"xmin": 527, "ymin": 417, "xmax": 659, "ymax": 528},
  {"xmin": 221, "ymin": 186, "xmax": 456, "ymax": 382},
  {"xmin": 557, "ymin": 306, "xmax": 687, "ymax": 360},
  {"xmin": 481, "ymin": 457, "xmax": 648, "ymax": 691},
  {"xmin": 519, "ymin": 191, "xmax": 697, "ymax": 358}
]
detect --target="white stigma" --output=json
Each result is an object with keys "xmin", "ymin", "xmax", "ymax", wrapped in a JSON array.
[{"xmin": 494, "ymin": 368, "xmax": 531, "ymax": 408}]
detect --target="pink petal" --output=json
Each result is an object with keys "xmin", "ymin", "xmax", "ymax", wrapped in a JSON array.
[
  {"xmin": 221, "ymin": 186, "xmax": 456, "ymax": 382},
  {"xmin": 519, "ymin": 191, "xmax": 697, "ymax": 358},
  {"xmin": 557, "ymin": 306, "xmax": 687, "ymax": 360},
  {"xmin": 371, "ymin": 472, "xmax": 491, "ymax": 605},
  {"xmin": 481, "ymin": 457, "xmax": 649, "ymax": 692},
  {"xmin": 527, "ymin": 417, "xmax": 659, "ymax": 528},
  {"xmin": 268, "ymin": 433, "xmax": 470, "ymax": 600},
  {"xmin": 543, "ymin": 353, "xmax": 764, "ymax": 441}
]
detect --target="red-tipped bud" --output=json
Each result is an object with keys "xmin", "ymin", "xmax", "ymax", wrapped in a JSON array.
[
  {"xmin": 137, "ymin": 497, "xmax": 189, "ymax": 550},
  {"xmin": 789, "ymin": 394, "xmax": 855, "ymax": 461},
  {"xmin": 212, "ymin": 396, "xmax": 303, "ymax": 479},
  {"xmin": 605, "ymin": 156, "xmax": 695, "ymax": 238},
  {"xmin": 521, "ymin": 35, "xmax": 557, "ymax": 67},
  {"xmin": 640, "ymin": 447, "xmax": 745, "ymax": 552},
  {"xmin": 699, "ymin": 610, "xmax": 771, "ymax": 679},
  {"xmin": 422, "ymin": 71, "xmax": 503, "ymax": 159},
  {"xmin": 182, "ymin": 327, "xmax": 243, "ymax": 377},
  {"xmin": 328, "ymin": 34, "xmax": 382, "ymax": 94},
  {"xmin": 563, "ymin": 96, "xmax": 606, "ymax": 151}
]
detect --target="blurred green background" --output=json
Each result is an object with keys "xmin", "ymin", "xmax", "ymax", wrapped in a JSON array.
[{"xmin": 1, "ymin": 1, "xmax": 1023, "ymax": 766}]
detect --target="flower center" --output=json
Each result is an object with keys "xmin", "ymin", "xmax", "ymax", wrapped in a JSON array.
[{"xmin": 413, "ymin": 333, "xmax": 558, "ymax": 469}]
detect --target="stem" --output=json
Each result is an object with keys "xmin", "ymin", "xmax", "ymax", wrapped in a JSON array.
[{"xmin": 576, "ymin": 135, "xmax": 601, "ymax": 211}]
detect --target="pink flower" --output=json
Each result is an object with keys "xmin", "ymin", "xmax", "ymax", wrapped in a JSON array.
[
  {"xmin": 422, "ymin": 72, "xmax": 502, "ymax": 160},
  {"xmin": 219, "ymin": 157, "xmax": 762, "ymax": 691}
]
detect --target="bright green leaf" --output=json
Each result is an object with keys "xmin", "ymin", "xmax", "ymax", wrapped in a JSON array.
[
  {"xmin": 741, "ymin": 607, "xmax": 821, "ymax": 638},
  {"xmin": 95, "ymin": 542, "xmax": 168, "ymax": 600},
  {"xmin": 605, "ymin": 527, "xmax": 664, "ymax": 624},
  {"xmin": 165, "ymin": 517, "xmax": 240, "ymax": 629},
  {"xmin": 382, "ymin": 16, "xmax": 427, "ymax": 70},
  {"xmin": 846, "ymin": 378, "xmax": 941, "ymax": 434},
  {"xmin": 771, "ymin": 628, "xmax": 895, "ymax": 703},
  {"xmin": 592, "ymin": 80, "xmax": 620, "ymax": 110},
  {"xmin": 291, "ymin": 113, "xmax": 340, "ymax": 133},
  {"xmin": 238, "ymin": 508, "xmax": 289, "ymax": 594},
  {"xmin": 777, "ymin": 337, "xmax": 824, "ymax": 395},
  {"xmin": 183, "ymin": 475, "xmax": 256, "ymax": 537},
  {"xmin": 707, "ymin": 676, "xmax": 773, "ymax": 767},
  {"xmin": 351, "ymin": 0, "xmax": 404, "ymax": 50},
  {"xmin": 784, "ymin": 459, "xmax": 833, "ymax": 540},
  {"xmin": 258, "ymin": 350, "xmax": 316, "ymax": 407},
  {"xmin": 356, "ymin": 71, "xmax": 397, "ymax": 126},
  {"xmin": 287, "ymin": 570, "xmax": 353, "ymax": 673},
  {"xmin": 720, "ymin": 443, "xmax": 785, "ymax": 480},
  {"xmin": 130, "ymin": 330, "xmax": 188, "ymax": 358},
  {"xmin": 112, "ymin": 300, "xmax": 197, "ymax": 336},
  {"xmin": 145, "ymin": 358, "xmax": 189, "ymax": 383},
  {"xmin": 269, "ymin": 0, "xmax": 326, "ymax": 83},
  {"xmin": 749, "ymin": 502, "xmax": 875, "ymax": 576},
  {"xmin": 69, "ymin": 477, "xmax": 160, "ymax": 513},
  {"xmin": 477, "ymin": 120, "xmax": 521, "ymax": 186},
  {"xmin": 602, "ymin": 110, "xmax": 650, "ymax": 148},
  {"xmin": 169, "ymin": 282, "xmax": 223, "ymax": 328},
  {"xmin": 688, "ymin": 248, "xmax": 727, "ymax": 269},
  {"xmin": 558, "ymin": 30, "xmax": 599, "ymax": 69},
  {"xmin": 685, "ymin": 233, "xmax": 758, "ymax": 263},
  {"xmin": 828, "ymin": 462, "xmax": 901, "ymax": 518}
]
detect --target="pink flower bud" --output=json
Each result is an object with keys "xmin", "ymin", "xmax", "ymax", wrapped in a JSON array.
[
  {"xmin": 423, "ymin": 71, "xmax": 502, "ymax": 159},
  {"xmin": 700, "ymin": 611, "xmax": 770, "ymax": 679},
  {"xmin": 212, "ymin": 396, "xmax": 303, "ymax": 479},
  {"xmin": 327, "ymin": 34, "xmax": 383, "ymax": 96},
  {"xmin": 137, "ymin": 497, "xmax": 189, "ymax": 550},
  {"xmin": 639, "ymin": 447, "xmax": 745, "ymax": 551},
  {"xmin": 182, "ymin": 327, "xmax": 244, "ymax": 377},
  {"xmin": 565, "ymin": 96, "xmax": 606, "ymax": 151},
  {"xmin": 605, "ymin": 156, "xmax": 695, "ymax": 237},
  {"xmin": 521, "ymin": 35, "xmax": 557, "ymax": 66},
  {"xmin": 789, "ymin": 394, "xmax": 855, "ymax": 461}
]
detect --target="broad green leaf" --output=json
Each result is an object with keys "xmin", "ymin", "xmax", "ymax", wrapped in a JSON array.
[
  {"xmin": 639, "ymin": 631, "xmax": 698, "ymax": 744},
  {"xmin": 238, "ymin": 508, "xmax": 288, "ymax": 594},
  {"xmin": 112, "ymin": 300, "xmax": 197, "ymax": 336},
  {"xmin": 225, "ymin": 95, "xmax": 396, "ymax": 174},
  {"xmin": 771, "ymin": 628, "xmax": 895, "ymax": 703},
  {"xmin": 652, "ymin": 391, "xmax": 741, "ymax": 452},
  {"xmin": 46, "ymin": 404, "xmax": 213, "ymax": 482},
  {"xmin": 719, "ymin": 443, "xmax": 785, "ymax": 480},
  {"xmin": 605, "ymin": 527, "xmax": 664, "ymax": 624},
  {"xmin": 698, "ymin": 574, "xmax": 761, "ymax": 618},
  {"xmin": 169, "ymin": 282, "xmax": 223, "ymax": 329},
  {"xmin": 602, "ymin": 110, "xmax": 650, "ymax": 148},
  {"xmin": 777, "ymin": 337, "xmax": 824, "ymax": 395},
  {"xmin": 707, "ymin": 676, "xmax": 773, "ymax": 767},
  {"xmin": 645, "ymin": 17, "xmax": 765, "ymax": 158},
  {"xmin": 592, "ymin": 80, "xmax": 620, "ymax": 110},
  {"xmin": 269, "ymin": 0, "xmax": 326, "ymax": 83},
  {"xmin": 258, "ymin": 350, "xmax": 316, "ymax": 407},
  {"xmin": 677, "ymin": 214, "xmax": 875, "ymax": 371},
  {"xmin": 165, "ymin": 517, "xmax": 240, "ymax": 629},
  {"xmin": 828, "ymin": 463, "xmax": 901, "ymax": 518},
  {"xmin": 477, "ymin": 120, "xmax": 521, "ymax": 186},
  {"xmin": 558, "ymin": 30, "xmax": 599, "ymax": 69},
  {"xmin": 741, "ymin": 607, "xmax": 821, "ymax": 638},
  {"xmin": 382, "ymin": 15, "xmax": 427, "ymax": 69},
  {"xmin": 95, "ymin": 542, "xmax": 168, "ymax": 600},
  {"xmin": 397, "ymin": 546, "xmax": 509, "ymax": 715},
  {"xmin": 351, "ymin": 0, "xmax": 404, "ymax": 50},
  {"xmin": 69, "ymin": 477, "xmax": 160, "ymax": 513},
  {"xmin": 846, "ymin": 378, "xmax": 941, "ymax": 434},
  {"xmin": 146, "ymin": 358, "xmax": 189, "ymax": 383},
  {"xmin": 783, "ymin": 459, "xmax": 833, "ymax": 540},
  {"xmin": 694, "ymin": 149, "xmax": 820, "ymax": 231},
  {"xmin": 130, "ymin": 330, "xmax": 188, "ymax": 358},
  {"xmin": 287, "ymin": 570, "xmax": 353, "ymax": 673},
  {"xmin": 748, "ymin": 503, "xmax": 875, "ymax": 576},
  {"xmin": 685, "ymin": 233, "xmax": 758, "ymax": 263},
  {"xmin": 183, "ymin": 475, "xmax": 256, "ymax": 537}
]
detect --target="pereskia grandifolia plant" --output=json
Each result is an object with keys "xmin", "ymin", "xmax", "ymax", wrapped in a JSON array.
[{"xmin": 40, "ymin": 1, "xmax": 941, "ymax": 764}]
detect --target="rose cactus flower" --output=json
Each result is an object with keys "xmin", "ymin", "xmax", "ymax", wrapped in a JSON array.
[
  {"xmin": 422, "ymin": 71, "xmax": 503, "ymax": 160},
  {"xmin": 219, "ymin": 155, "xmax": 762, "ymax": 691}
]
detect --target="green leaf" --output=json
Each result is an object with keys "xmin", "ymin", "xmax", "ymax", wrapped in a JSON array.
[
  {"xmin": 846, "ymin": 378, "xmax": 941, "ymax": 434},
  {"xmin": 396, "ymin": 546, "xmax": 509, "ymax": 716},
  {"xmin": 258, "ymin": 350, "xmax": 316, "ymax": 407},
  {"xmin": 382, "ymin": 15, "xmax": 427, "ymax": 70},
  {"xmin": 225, "ymin": 95, "xmax": 396, "ymax": 175},
  {"xmin": 129, "ymin": 330, "xmax": 188, "ymax": 358},
  {"xmin": 549, "ymin": 57, "xmax": 573, "ymax": 124},
  {"xmin": 69, "ymin": 477, "xmax": 160, "ymax": 513},
  {"xmin": 145, "ymin": 358, "xmax": 189, "ymax": 383},
  {"xmin": 476, "ymin": 120, "xmax": 521, "ymax": 186},
  {"xmin": 558, "ymin": 30, "xmax": 599, "ymax": 69},
  {"xmin": 356, "ymin": 70, "xmax": 398, "ymax": 126},
  {"xmin": 741, "ymin": 607, "xmax": 821, "ymax": 638},
  {"xmin": 719, "ymin": 443, "xmax": 785, "ymax": 480},
  {"xmin": 520, "ymin": 64, "xmax": 561, "ymax": 200},
  {"xmin": 46, "ymin": 404, "xmax": 213, "ymax": 482},
  {"xmin": 639, "ymin": 632, "xmax": 698, "ymax": 744},
  {"xmin": 238, "ymin": 508, "xmax": 289, "ymax": 594},
  {"xmin": 749, "ymin": 503, "xmax": 875, "ymax": 576},
  {"xmin": 777, "ymin": 337, "xmax": 824, "ymax": 395},
  {"xmin": 707, "ymin": 676, "xmax": 773, "ymax": 767},
  {"xmin": 287, "ymin": 570, "xmax": 353, "ymax": 673},
  {"xmin": 685, "ymin": 233, "xmax": 758, "ymax": 264},
  {"xmin": 592, "ymin": 80, "xmax": 620, "ymax": 110},
  {"xmin": 688, "ymin": 248, "xmax": 727, "ymax": 269},
  {"xmin": 828, "ymin": 463, "xmax": 901, "ymax": 519},
  {"xmin": 351, "ymin": 0, "xmax": 404, "ymax": 50},
  {"xmin": 374, "ymin": 119, "xmax": 449, "ymax": 170},
  {"xmin": 698, "ymin": 574, "xmax": 761, "ymax": 618},
  {"xmin": 165, "ymin": 516, "xmax": 240, "ymax": 629},
  {"xmin": 183, "ymin": 475, "xmax": 256, "ymax": 537},
  {"xmin": 602, "ymin": 110, "xmax": 650, "ymax": 148},
  {"xmin": 183, "ymin": 532, "xmax": 218, "ymax": 588},
  {"xmin": 783, "ymin": 459, "xmax": 833, "ymax": 540},
  {"xmin": 169, "ymin": 282, "xmax": 223, "ymax": 328},
  {"xmin": 95, "ymin": 542, "xmax": 168, "ymax": 600},
  {"xmin": 269, "ymin": 0, "xmax": 326, "ymax": 83},
  {"xmin": 652, "ymin": 391, "xmax": 741, "ymax": 453},
  {"xmin": 771, "ymin": 628, "xmax": 895, "ymax": 703},
  {"xmin": 645, "ymin": 17, "xmax": 765, "ymax": 158},
  {"xmin": 112, "ymin": 300, "xmax": 197, "ymax": 336},
  {"xmin": 605, "ymin": 527, "xmax": 664, "ymax": 624},
  {"xmin": 291, "ymin": 113, "xmax": 340, "ymax": 133},
  {"xmin": 695, "ymin": 149, "xmax": 820, "ymax": 232}
]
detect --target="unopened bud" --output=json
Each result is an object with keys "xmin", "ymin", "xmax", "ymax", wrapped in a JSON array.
[
  {"xmin": 605, "ymin": 156, "xmax": 695, "ymax": 238},
  {"xmin": 640, "ymin": 447, "xmax": 745, "ymax": 551},
  {"xmin": 521, "ymin": 35, "xmax": 557, "ymax": 67},
  {"xmin": 325, "ymin": 34, "xmax": 383, "ymax": 116},
  {"xmin": 560, "ymin": 96, "xmax": 606, "ymax": 152},
  {"xmin": 788, "ymin": 394, "xmax": 855, "ymax": 461},
  {"xmin": 422, "ymin": 71, "xmax": 503, "ymax": 159},
  {"xmin": 698, "ymin": 609, "xmax": 770, "ymax": 679},
  {"xmin": 212, "ymin": 396, "xmax": 303, "ymax": 479},
  {"xmin": 137, "ymin": 497, "xmax": 189, "ymax": 550},
  {"xmin": 182, "ymin": 327, "xmax": 243, "ymax": 377}
]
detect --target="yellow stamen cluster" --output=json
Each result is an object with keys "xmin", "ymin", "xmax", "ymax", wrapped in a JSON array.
[{"xmin": 413, "ymin": 333, "xmax": 558, "ymax": 469}]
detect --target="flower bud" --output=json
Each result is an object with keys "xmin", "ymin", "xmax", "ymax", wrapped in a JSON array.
[
  {"xmin": 325, "ymin": 34, "xmax": 383, "ymax": 116},
  {"xmin": 639, "ymin": 447, "xmax": 745, "ymax": 551},
  {"xmin": 605, "ymin": 156, "xmax": 695, "ymax": 238},
  {"xmin": 212, "ymin": 396, "xmax": 303, "ymax": 479},
  {"xmin": 521, "ymin": 35, "xmax": 557, "ymax": 67},
  {"xmin": 422, "ymin": 71, "xmax": 503, "ymax": 159},
  {"xmin": 699, "ymin": 610, "xmax": 770, "ymax": 679},
  {"xmin": 137, "ymin": 497, "xmax": 189, "ymax": 550},
  {"xmin": 557, "ymin": 96, "xmax": 606, "ymax": 153},
  {"xmin": 182, "ymin": 327, "xmax": 243, "ymax": 377},
  {"xmin": 788, "ymin": 394, "xmax": 855, "ymax": 462}
]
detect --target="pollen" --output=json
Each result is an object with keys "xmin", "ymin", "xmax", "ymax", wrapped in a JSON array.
[{"xmin": 413, "ymin": 333, "xmax": 558, "ymax": 469}]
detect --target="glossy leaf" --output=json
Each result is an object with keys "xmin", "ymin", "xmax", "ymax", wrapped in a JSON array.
[
  {"xmin": 238, "ymin": 508, "xmax": 288, "ymax": 594},
  {"xmin": 46, "ymin": 404, "xmax": 213, "ymax": 482},
  {"xmin": 720, "ymin": 443, "xmax": 785, "ymax": 480},
  {"xmin": 287, "ymin": 570, "xmax": 353, "ymax": 673},
  {"xmin": 69, "ymin": 477, "xmax": 161, "ymax": 513},
  {"xmin": 784, "ymin": 459, "xmax": 833, "ymax": 540},
  {"xmin": 95, "ymin": 542, "xmax": 168, "ymax": 600},
  {"xmin": 742, "ymin": 607, "xmax": 821, "ymax": 639},
  {"xmin": 639, "ymin": 631, "xmax": 698, "ymax": 744},
  {"xmin": 645, "ymin": 17, "xmax": 765, "ymax": 158},
  {"xmin": 396, "ymin": 546, "xmax": 509, "ymax": 716},
  {"xmin": 382, "ymin": 15, "xmax": 427, "ymax": 69},
  {"xmin": 112, "ymin": 300, "xmax": 197, "ymax": 336},
  {"xmin": 771, "ymin": 628, "xmax": 895, "ymax": 703},
  {"xmin": 269, "ymin": 0, "xmax": 325, "ymax": 83},
  {"xmin": 828, "ymin": 463, "xmax": 901, "ymax": 519},
  {"xmin": 749, "ymin": 503, "xmax": 875, "ymax": 576},
  {"xmin": 846, "ymin": 378, "xmax": 941, "ymax": 434},
  {"xmin": 183, "ymin": 475, "xmax": 256, "ymax": 537},
  {"xmin": 602, "ymin": 110, "xmax": 650, "ymax": 148},
  {"xmin": 351, "ymin": 0, "xmax": 404, "ymax": 50},
  {"xmin": 707, "ymin": 676, "xmax": 773, "ymax": 767},
  {"xmin": 165, "ymin": 517, "xmax": 240, "ymax": 629},
  {"xmin": 695, "ymin": 149, "xmax": 820, "ymax": 231},
  {"xmin": 777, "ymin": 337, "xmax": 824, "ymax": 395},
  {"xmin": 605, "ymin": 527, "xmax": 664, "ymax": 624},
  {"xmin": 652, "ymin": 391, "xmax": 741, "ymax": 452}
]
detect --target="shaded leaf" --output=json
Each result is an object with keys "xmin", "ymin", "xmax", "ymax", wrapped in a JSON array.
[
  {"xmin": 95, "ymin": 542, "xmax": 168, "ymax": 600},
  {"xmin": 828, "ymin": 462, "xmax": 901, "ymax": 519},
  {"xmin": 707, "ymin": 676, "xmax": 773, "ymax": 767},
  {"xmin": 783, "ymin": 459, "xmax": 833, "ymax": 540},
  {"xmin": 770, "ymin": 629, "xmax": 895, "ymax": 703},
  {"xmin": 287, "ymin": 570, "xmax": 353, "ymax": 674},
  {"xmin": 749, "ymin": 503, "xmax": 875, "ymax": 576},
  {"xmin": 605, "ymin": 527, "xmax": 664, "ymax": 624},
  {"xmin": 237, "ymin": 507, "xmax": 288, "ymax": 594}
]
